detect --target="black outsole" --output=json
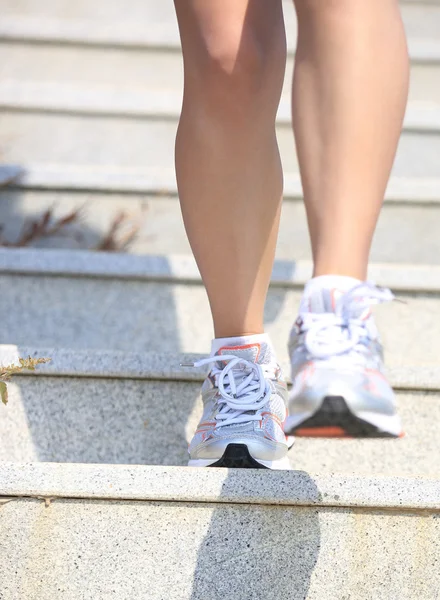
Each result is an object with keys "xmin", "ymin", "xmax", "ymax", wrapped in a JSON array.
[
  {"xmin": 209, "ymin": 443, "xmax": 269, "ymax": 469},
  {"xmin": 286, "ymin": 395, "xmax": 399, "ymax": 438}
]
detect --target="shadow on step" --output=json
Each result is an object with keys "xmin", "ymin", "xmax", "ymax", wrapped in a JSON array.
[{"xmin": 190, "ymin": 470, "xmax": 321, "ymax": 600}]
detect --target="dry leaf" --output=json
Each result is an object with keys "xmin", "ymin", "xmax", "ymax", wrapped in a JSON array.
[{"xmin": 0, "ymin": 381, "xmax": 8, "ymax": 406}]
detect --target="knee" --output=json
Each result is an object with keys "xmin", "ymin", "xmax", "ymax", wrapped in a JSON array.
[{"xmin": 185, "ymin": 26, "xmax": 283, "ymax": 115}]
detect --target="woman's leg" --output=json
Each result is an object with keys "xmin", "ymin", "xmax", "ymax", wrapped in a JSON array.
[
  {"xmin": 285, "ymin": 0, "xmax": 409, "ymax": 439},
  {"xmin": 292, "ymin": 0, "xmax": 409, "ymax": 279},
  {"xmin": 174, "ymin": 0, "xmax": 286, "ymax": 338}
]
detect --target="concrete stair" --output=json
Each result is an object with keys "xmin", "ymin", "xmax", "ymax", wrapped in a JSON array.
[
  {"xmin": 0, "ymin": 343, "xmax": 439, "ymax": 477},
  {"xmin": 1, "ymin": 463, "xmax": 439, "ymax": 600},
  {"xmin": 1, "ymin": 2, "xmax": 440, "ymax": 179},
  {"xmin": 2, "ymin": 188, "xmax": 440, "ymax": 264},
  {"xmin": 1, "ymin": 248, "xmax": 440, "ymax": 368},
  {"xmin": 1, "ymin": 1, "xmax": 439, "ymax": 597}
]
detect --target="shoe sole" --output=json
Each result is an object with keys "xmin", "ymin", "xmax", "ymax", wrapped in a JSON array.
[
  {"xmin": 188, "ymin": 444, "xmax": 291, "ymax": 470},
  {"xmin": 285, "ymin": 396, "xmax": 403, "ymax": 439}
]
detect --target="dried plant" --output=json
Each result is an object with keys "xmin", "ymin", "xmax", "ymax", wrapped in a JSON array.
[
  {"xmin": 0, "ymin": 206, "xmax": 84, "ymax": 248},
  {"xmin": 0, "ymin": 205, "xmax": 145, "ymax": 252},
  {"xmin": 94, "ymin": 210, "xmax": 140, "ymax": 251},
  {"xmin": 0, "ymin": 357, "xmax": 51, "ymax": 405}
]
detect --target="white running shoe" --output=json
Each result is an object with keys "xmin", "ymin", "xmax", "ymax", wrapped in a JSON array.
[
  {"xmin": 285, "ymin": 282, "xmax": 403, "ymax": 438},
  {"xmin": 186, "ymin": 341, "xmax": 291, "ymax": 469}
]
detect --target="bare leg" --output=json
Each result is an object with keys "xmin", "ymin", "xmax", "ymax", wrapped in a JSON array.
[
  {"xmin": 292, "ymin": 0, "xmax": 409, "ymax": 279},
  {"xmin": 174, "ymin": 0, "xmax": 286, "ymax": 337}
]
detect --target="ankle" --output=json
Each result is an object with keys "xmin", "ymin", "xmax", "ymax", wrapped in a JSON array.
[{"xmin": 210, "ymin": 333, "xmax": 275, "ymax": 357}]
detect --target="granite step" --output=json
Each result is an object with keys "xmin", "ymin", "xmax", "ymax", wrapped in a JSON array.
[
  {"xmin": 1, "ymin": 1, "xmax": 438, "ymax": 596},
  {"xmin": 0, "ymin": 344, "xmax": 438, "ymax": 476},
  {"xmin": 0, "ymin": 40, "xmax": 439, "ymax": 107},
  {"xmin": 2, "ymin": 81, "xmax": 440, "ymax": 136},
  {"xmin": 1, "ymin": 0, "xmax": 440, "ymax": 48},
  {"xmin": 0, "ymin": 248, "xmax": 439, "ymax": 369},
  {"xmin": 0, "ymin": 463, "xmax": 439, "ymax": 600},
  {"xmin": 2, "ymin": 188, "xmax": 440, "ymax": 265},
  {"xmin": 4, "ymin": 163, "xmax": 440, "ymax": 204},
  {"xmin": 1, "ymin": 111, "xmax": 440, "ymax": 179}
]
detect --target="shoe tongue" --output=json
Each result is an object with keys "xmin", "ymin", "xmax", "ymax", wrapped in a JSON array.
[
  {"xmin": 307, "ymin": 288, "xmax": 341, "ymax": 314},
  {"xmin": 217, "ymin": 343, "xmax": 262, "ymax": 364},
  {"xmin": 307, "ymin": 288, "xmax": 368, "ymax": 319}
]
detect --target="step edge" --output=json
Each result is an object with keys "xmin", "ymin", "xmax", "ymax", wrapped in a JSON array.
[
  {"xmin": 1, "ymin": 247, "xmax": 440, "ymax": 294},
  {"xmin": 1, "ymin": 345, "xmax": 439, "ymax": 391},
  {"xmin": 1, "ymin": 84, "xmax": 439, "ymax": 133},
  {"xmin": 0, "ymin": 17, "xmax": 439, "ymax": 61},
  {"xmin": 3, "ymin": 164, "xmax": 440, "ymax": 204},
  {"xmin": 1, "ymin": 462, "xmax": 439, "ymax": 511}
]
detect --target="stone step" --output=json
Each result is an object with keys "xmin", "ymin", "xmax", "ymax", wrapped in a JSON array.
[
  {"xmin": 1, "ymin": 40, "xmax": 439, "ymax": 106},
  {"xmin": 1, "ymin": 0, "xmax": 440, "ymax": 48},
  {"xmin": 0, "ymin": 344, "xmax": 439, "ymax": 477},
  {"xmin": 0, "ymin": 248, "xmax": 439, "ymax": 369},
  {"xmin": 1, "ymin": 111, "xmax": 439, "ymax": 178},
  {"xmin": 2, "ymin": 81, "xmax": 440, "ymax": 136},
  {"xmin": 5, "ymin": 163, "xmax": 440, "ymax": 204},
  {"xmin": 0, "ymin": 463, "xmax": 438, "ymax": 600},
  {"xmin": 2, "ymin": 188, "xmax": 440, "ymax": 265}
]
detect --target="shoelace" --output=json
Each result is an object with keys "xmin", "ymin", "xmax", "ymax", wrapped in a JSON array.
[
  {"xmin": 185, "ymin": 355, "xmax": 273, "ymax": 428},
  {"xmin": 301, "ymin": 282, "xmax": 395, "ymax": 361}
]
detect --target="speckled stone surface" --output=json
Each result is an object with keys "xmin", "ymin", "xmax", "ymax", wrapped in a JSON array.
[
  {"xmin": 4, "ymin": 246, "xmax": 440, "ymax": 287},
  {"xmin": 2, "ymin": 0, "xmax": 439, "ymax": 48},
  {"xmin": 1, "ymin": 376, "xmax": 439, "ymax": 477},
  {"xmin": 0, "ymin": 345, "xmax": 207, "ymax": 382},
  {"xmin": 2, "ymin": 345, "xmax": 440, "ymax": 391},
  {"xmin": 0, "ymin": 497, "xmax": 438, "ymax": 600},
  {"xmin": 1, "ymin": 462, "xmax": 440, "ymax": 510},
  {"xmin": 1, "ymin": 270, "xmax": 440, "ymax": 367},
  {"xmin": 5, "ymin": 162, "xmax": 440, "ymax": 202},
  {"xmin": 3, "ymin": 109, "xmax": 440, "ymax": 177},
  {"xmin": 4, "ymin": 191, "xmax": 440, "ymax": 265}
]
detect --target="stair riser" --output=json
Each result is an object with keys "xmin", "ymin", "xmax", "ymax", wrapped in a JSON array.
[
  {"xmin": 1, "ymin": 43, "xmax": 439, "ymax": 105},
  {"xmin": 1, "ymin": 0, "xmax": 440, "ymax": 46},
  {"xmin": 1, "ymin": 112, "xmax": 440, "ymax": 178},
  {"xmin": 2, "ymin": 0, "xmax": 439, "ymax": 26},
  {"xmin": 1, "ymin": 376, "xmax": 438, "ymax": 477},
  {"xmin": 1, "ymin": 498, "xmax": 439, "ymax": 600},
  {"xmin": 0, "ymin": 274, "xmax": 438, "ymax": 367},
  {"xmin": 1, "ymin": 190, "xmax": 440, "ymax": 264}
]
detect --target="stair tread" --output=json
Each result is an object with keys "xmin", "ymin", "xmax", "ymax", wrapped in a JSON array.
[
  {"xmin": 1, "ymin": 189, "xmax": 440, "ymax": 264},
  {"xmin": 1, "ymin": 112, "xmax": 438, "ymax": 178},
  {"xmin": 1, "ymin": 247, "xmax": 440, "ymax": 293},
  {"xmin": 0, "ymin": 43, "xmax": 438, "ymax": 107},
  {"xmin": 1, "ymin": 8, "xmax": 440, "ymax": 52},
  {"xmin": 1, "ymin": 344, "xmax": 440, "ymax": 390},
  {"xmin": 0, "ymin": 254, "xmax": 438, "ymax": 367},
  {"xmin": 4, "ymin": 163, "xmax": 440, "ymax": 204},
  {"xmin": 1, "ymin": 81, "xmax": 439, "ymax": 133},
  {"xmin": 1, "ymin": 462, "xmax": 439, "ymax": 510},
  {"xmin": 1, "ymin": 374, "xmax": 437, "ymax": 475}
]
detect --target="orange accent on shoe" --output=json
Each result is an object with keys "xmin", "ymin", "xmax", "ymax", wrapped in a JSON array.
[
  {"xmin": 295, "ymin": 426, "xmax": 352, "ymax": 438},
  {"xmin": 218, "ymin": 343, "xmax": 261, "ymax": 361},
  {"xmin": 261, "ymin": 411, "xmax": 283, "ymax": 426},
  {"xmin": 365, "ymin": 368, "xmax": 389, "ymax": 383}
]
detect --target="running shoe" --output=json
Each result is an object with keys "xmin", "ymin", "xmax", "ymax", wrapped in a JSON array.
[
  {"xmin": 285, "ymin": 282, "xmax": 403, "ymax": 438},
  {"xmin": 186, "ymin": 341, "xmax": 291, "ymax": 469}
]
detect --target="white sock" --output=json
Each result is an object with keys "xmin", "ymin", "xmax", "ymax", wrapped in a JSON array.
[
  {"xmin": 210, "ymin": 333, "xmax": 274, "ymax": 357},
  {"xmin": 300, "ymin": 275, "xmax": 362, "ymax": 312}
]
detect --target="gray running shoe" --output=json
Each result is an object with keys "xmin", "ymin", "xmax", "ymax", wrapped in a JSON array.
[
  {"xmin": 285, "ymin": 282, "xmax": 403, "ymax": 438},
  {"xmin": 187, "ymin": 341, "xmax": 291, "ymax": 469}
]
